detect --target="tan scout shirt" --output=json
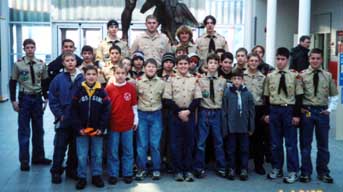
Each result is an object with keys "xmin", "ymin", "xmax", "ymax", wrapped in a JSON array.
[
  {"xmin": 264, "ymin": 69, "xmax": 303, "ymax": 105},
  {"xmin": 11, "ymin": 56, "xmax": 48, "ymax": 94},
  {"xmin": 172, "ymin": 42, "xmax": 197, "ymax": 54},
  {"xmin": 244, "ymin": 70, "xmax": 265, "ymax": 106},
  {"xmin": 196, "ymin": 31, "xmax": 228, "ymax": 62},
  {"xmin": 198, "ymin": 72, "xmax": 226, "ymax": 109},
  {"xmin": 96, "ymin": 36, "xmax": 129, "ymax": 63},
  {"xmin": 131, "ymin": 31, "xmax": 171, "ymax": 67},
  {"xmin": 300, "ymin": 66, "xmax": 338, "ymax": 106},
  {"xmin": 136, "ymin": 75, "xmax": 165, "ymax": 111},
  {"xmin": 99, "ymin": 61, "xmax": 118, "ymax": 84},
  {"xmin": 163, "ymin": 72, "xmax": 202, "ymax": 108}
]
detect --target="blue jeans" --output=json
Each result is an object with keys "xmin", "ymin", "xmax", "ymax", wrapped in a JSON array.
[
  {"xmin": 137, "ymin": 110, "xmax": 163, "ymax": 171},
  {"xmin": 18, "ymin": 94, "xmax": 45, "ymax": 163},
  {"xmin": 107, "ymin": 129, "xmax": 133, "ymax": 177},
  {"xmin": 76, "ymin": 136, "xmax": 103, "ymax": 178},
  {"xmin": 300, "ymin": 106, "xmax": 330, "ymax": 176},
  {"xmin": 269, "ymin": 106, "xmax": 299, "ymax": 172},
  {"xmin": 225, "ymin": 133, "xmax": 249, "ymax": 170},
  {"xmin": 169, "ymin": 111, "xmax": 195, "ymax": 173},
  {"xmin": 194, "ymin": 108, "xmax": 226, "ymax": 171}
]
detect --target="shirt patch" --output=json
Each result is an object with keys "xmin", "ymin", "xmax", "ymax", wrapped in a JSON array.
[{"xmin": 124, "ymin": 92, "xmax": 132, "ymax": 101}]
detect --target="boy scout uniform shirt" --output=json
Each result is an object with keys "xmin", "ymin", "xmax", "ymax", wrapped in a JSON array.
[
  {"xmin": 136, "ymin": 75, "xmax": 165, "ymax": 111},
  {"xmin": 172, "ymin": 42, "xmax": 197, "ymax": 54},
  {"xmin": 163, "ymin": 72, "xmax": 202, "ymax": 108},
  {"xmin": 244, "ymin": 70, "xmax": 265, "ymax": 106},
  {"xmin": 263, "ymin": 69, "xmax": 303, "ymax": 105},
  {"xmin": 96, "ymin": 36, "xmax": 129, "ymax": 63},
  {"xmin": 196, "ymin": 31, "xmax": 228, "ymax": 62},
  {"xmin": 198, "ymin": 72, "xmax": 226, "ymax": 109},
  {"xmin": 131, "ymin": 31, "xmax": 171, "ymax": 67},
  {"xmin": 11, "ymin": 56, "xmax": 48, "ymax": 94},
  {"xmin": 300, "ymin": 66, "xmax": 338, "ymax": 106}
]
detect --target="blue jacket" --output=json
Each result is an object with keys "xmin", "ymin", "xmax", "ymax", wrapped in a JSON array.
[
  {"xmin": 222, "ymin": 83, "xmax": 255, "ymax": 136},
  {"xmin": 72, "ymin": 82, "xmax": 111, "ymax": 135},
  {"xmin": 48, "ymin": 71, "xmax": 84, "ymax": 128}
]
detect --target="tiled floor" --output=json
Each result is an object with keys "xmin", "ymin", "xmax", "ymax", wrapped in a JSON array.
[{"xmin": 0, "ymin": 101, "xmax": 342, "ymax": 192}]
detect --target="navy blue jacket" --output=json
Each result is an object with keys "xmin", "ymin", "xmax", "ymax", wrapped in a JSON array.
[
  {"xmin": 48, "ymin": 71, "xmax": 84, "ymax": 128},
  {"xmin": 72, "ymin": 82, "xmax": 111, "ymax": 135},
  {"xmin": 222, "ymin": 83, "xmax": 255, "ymax": 137}
]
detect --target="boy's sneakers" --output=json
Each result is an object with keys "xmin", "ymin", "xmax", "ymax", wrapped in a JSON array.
[
  {"xmin": 123, "ymin": 176, "xmax": 133, "ymax": 184},
  {"xmin": 216, "ymin": 169, "xmax": 226, "ymax": 178},
  {"xmin": 194, "ymin": 169, "xmax": 206, "ymax": 178},
  {"xmin": 152, "ymin": 171, "xmax": 161, "ymax": 180},
  {"xmin": 20, "ymin": 163, "xmax": 30, "ymax": 171},
  {"xmin": 51, "ymin": 173, "xmax": 62, "ymax": 184},
  {"xmin": 108, "ymin": 176, "xmax": 118, "ymax": 185},
  {"xmin": 283, "ymin": 172, "xmax": 298, "ymax": 184},
  {"xmin": 318, "ymin": 174, "xmax": 334, "ymax": 183},
  {"xmin": 76, "ymin": 178, "xmax": 87, "ymax": 190},
  {"xmin": 174, "ymin": 172, "xmax": 184, "ymax": 182},
  {"xmin": 299, "ymin": 174, "xmax": 311, "ymax": 183},
  {"xmin": 267, "ymin": 168, "xmax": 283, "ymax": 180},
  {"xmin": 135, "ymin": 170, "xmax": 147, "ymax": 181},
  {"xmin": 92, "ymin": 175, "xmax": 104, "ymax": 188},
  {"xmin": 184, "ymin": 172, "xmax": 194, "ymax": 182},
  {"xmin": 226, "ymin": 168, "xmax": 235, "ymax": 180},
  {"xmin": 254, "ymin": 165, "xmax": 266, "ymax": 175},
  {"xmin": 239, "ymin": 169, "xmax": 248, "ymax": 181}
]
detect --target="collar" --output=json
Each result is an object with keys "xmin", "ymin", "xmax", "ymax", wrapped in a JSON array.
[
  {"xmin": 112, "ymin": 81, "xmax": 127, "ymax": 87},
  {"xmin": 162, "ymin": 70, "xmax": 174, "ymax": 77},
  {"xmin": 143, "ymin": 31, "xmax": 160, "ymax": 39},
  {"xmin": 24, "ymin": 56, "xmax": 38, "ymax": 64},
  {"xmin": 206, "ymin": 71, "xmax": 219, "ymax": 78},
  {"xmin": 132, "ymin": 67, "xmax": 144, "ymax": 73},
  {"xmin": 175, "ymin": 71, "xmax": 192, "ymax": 78},
  {"xmin": 82, "ymin": 81, "xmax": 101, "ymax": 97},
  {"xmin": 142, "ymin": 74, "xmax": 158, "ymax": 81},
  {"xmin": 308, "ymin": 66, "xmax": 322, "ymax": 73},
  {"xmin": 205, "ymin": 31, "xmax": 218, "ymax": 38},
  {"xmin": 275, "ymin": 68, "xmax": 288, "ymax": 74},
  {"xmin": 244, "ymin": 69, "xmax": 263, "ymax": 77},
  {"xmin": 229, "ymin": 84, "xmax": 247, "ymax": 92},
  {"xmin": 105, "ymin": 36, "xmax": 120, "ymax": 42}
]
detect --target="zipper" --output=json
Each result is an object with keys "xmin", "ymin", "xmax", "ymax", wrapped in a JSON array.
[{"xmin": 87, "ymin": 93, "xmax": 92, "ymax": 127}]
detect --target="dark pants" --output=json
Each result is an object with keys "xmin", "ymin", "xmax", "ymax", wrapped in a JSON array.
[
  {"xmin": 251, "ymin": 106, "xmax": 267, "ymax": 167},
  {"xmin": 160, "ymin": 107, "xmax": 172, "ymax": 169},
  {"xmin": 225, "ymin": 133, "xmax": 249, "ymax": 170},
  {"xmin": 194, "ymin": 108, "xmax": 226, "ymax": 171},
  {"xmin": 50, "ymin": 127, "xmax": 77, "ymax": 175},
  {"xmin": 300, "ymin": 106, "xmax": 330, "ymax": 176},
  {"xmin": 169, "ymin": 111, "xmax": 195, "ymax": 173},
  {"xmin": 18, "ymin": 94, "xmax": 46, "ymax": 163},
  {"xmin": 269, "ymin": 106, "xmax": 299, "ymax": 172}
]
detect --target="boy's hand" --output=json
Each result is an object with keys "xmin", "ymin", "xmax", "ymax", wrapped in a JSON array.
[
  {"xmin": 11, "ymin": 101, "xmax": 19, "ymax": 112},
  {"xmin": 320, "ymin": 110, "xmax": 330, "ymax": 116},
  {"xmin": 42, "ymin": 100, "xmax": 48, "ymax": 111},
  {"xmin": 292, "ymin": 117, "xmax": 300, "ymax": 126},
  {"xmin": 133, "ymin": 124, "xmax": 138, "ymax": 131},
  {"xmin": 178, "ymin": 110, "xmax": 190, "ymax": 122},
  {"xmin": 95, "ymin": 129, "xmax": 102, "ymax": 135},
  {"xmin": 263, "ymin": 115, "xmax": 269, "ymax": 124},
  {"xmin": 80, "ymin": 129, "xmax": 86, "ymax": 136}
]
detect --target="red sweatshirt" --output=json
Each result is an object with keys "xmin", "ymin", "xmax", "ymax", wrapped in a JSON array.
[{"xmin": 106, "ymin": 82, "xmax": 137, "ymax": 132}]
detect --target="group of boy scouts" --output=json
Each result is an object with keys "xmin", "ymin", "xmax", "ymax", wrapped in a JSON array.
[{"xmin": 8, "ymin": 12, "xmax": 338, "ymax": 190}]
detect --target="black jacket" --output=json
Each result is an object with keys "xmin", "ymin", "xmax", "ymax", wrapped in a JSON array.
[
  {"xmin": 47, "ymin": 54, "xmax": 83, "ymax": 85},
  {"xmin": 290, "ymin": 45, "xmax": 309, "ymax": 72}
]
